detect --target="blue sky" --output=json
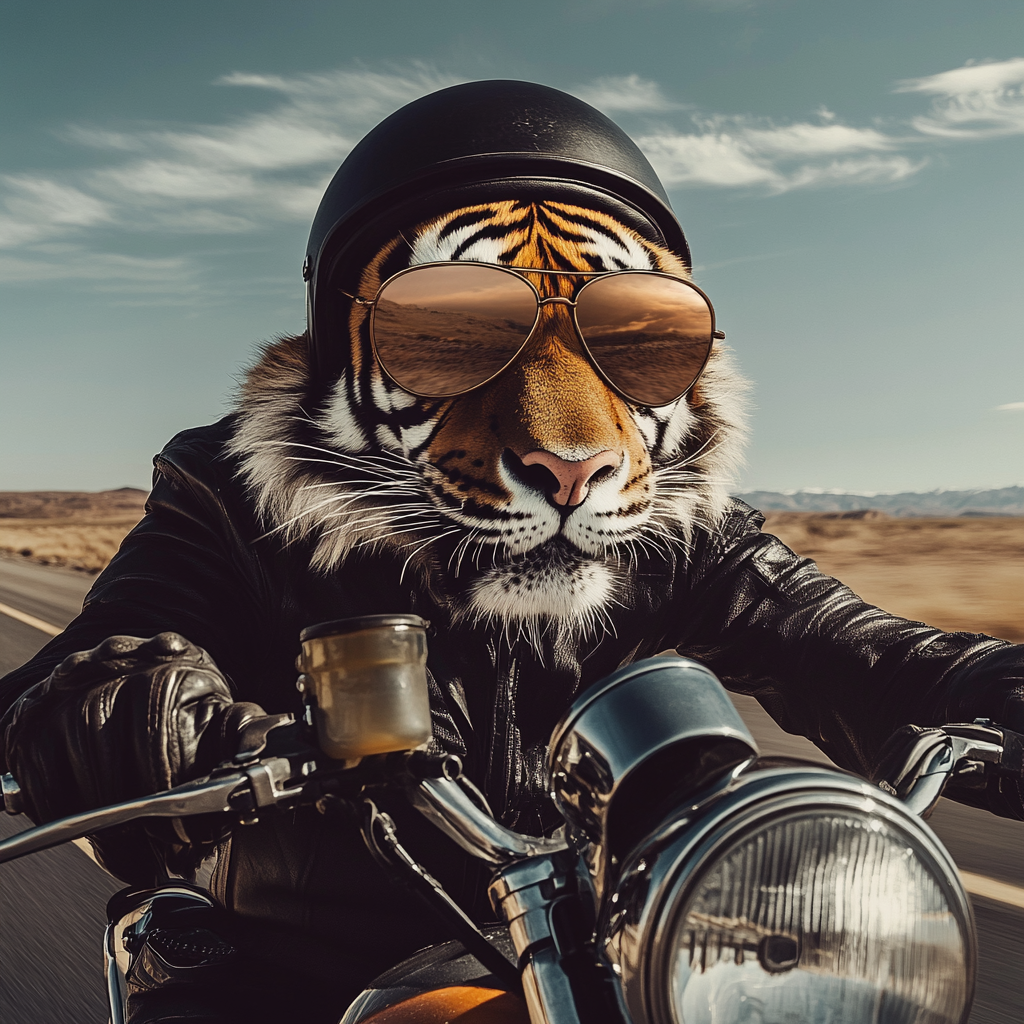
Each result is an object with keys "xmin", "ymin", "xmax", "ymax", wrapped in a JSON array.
[{"xmin": 1, "ymin": 0, "xmax": 1022, "ymax": 493}]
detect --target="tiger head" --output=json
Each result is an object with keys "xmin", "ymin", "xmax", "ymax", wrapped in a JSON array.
[{"xmin": 230, "ymin": 197, "xmax": 748, "ymax": 650}]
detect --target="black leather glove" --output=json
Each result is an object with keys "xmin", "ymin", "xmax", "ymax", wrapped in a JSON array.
[
  {"xmin": 0, "ymin": 632, "xmax": 289, "ymax": 881},
  {"xmin": 989, "ymin": 685, "xmax": 1024, "ymax": 820},
  {"xmin": 871, "ymin": 695, "xmax": 1024, "ymax": 822}
]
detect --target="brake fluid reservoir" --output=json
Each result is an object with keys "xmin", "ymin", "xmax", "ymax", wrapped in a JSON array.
[{"xmin": 297, "ymin": 615, "xmax": 432, "ymax": 760}]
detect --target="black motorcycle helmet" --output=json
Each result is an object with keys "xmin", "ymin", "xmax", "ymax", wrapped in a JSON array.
[{"xmin": 304, "ymin": 79, "xmax": 689, "ymax": 380}]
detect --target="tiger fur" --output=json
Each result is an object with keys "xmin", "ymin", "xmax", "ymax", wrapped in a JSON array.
[{"xmin": 229, "ymin": 200, "xmax": 748, "ymax": 653}]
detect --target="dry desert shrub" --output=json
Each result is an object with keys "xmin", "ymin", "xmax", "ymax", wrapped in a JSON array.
[
  {"xmin": 0, "ymin": 518, "xmax": 140, "ymax": 573},
  {"xmin": 0, "ymin": 489, "xmax": 146, "ymax": 572}
]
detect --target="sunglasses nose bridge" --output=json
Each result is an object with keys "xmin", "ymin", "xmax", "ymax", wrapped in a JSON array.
[{"xmin": 523, "ymin": 301, "xmax": 590, "ymax": 362}]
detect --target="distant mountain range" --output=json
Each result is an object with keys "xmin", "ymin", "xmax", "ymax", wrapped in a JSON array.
[
  {"xmin": 736, "ymin": 487, "xmax": 1024, "ymax": 517},
  {"xmin": 0, "ymin": 488, "xmax": 147, "ymax": 520},
  {"xmin": 0, "ymin": 486, "xmax": 1020, "ymax": 521}
]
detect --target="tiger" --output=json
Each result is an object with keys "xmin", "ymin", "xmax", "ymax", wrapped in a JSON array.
[{"xmin": 228, "ymin": 199, "xmax": 748, "ymax": 654}]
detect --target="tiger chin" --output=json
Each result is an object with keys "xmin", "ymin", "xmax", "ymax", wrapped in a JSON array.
[{"xmin": 229, "ymin": 200, "xmax": 748, "ymax": 655}]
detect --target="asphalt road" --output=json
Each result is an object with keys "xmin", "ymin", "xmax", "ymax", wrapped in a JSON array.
[
  {"xmin": 0, "ymin": 558, "xmax": 122, "ymax": 1024},
  {"xmin": 0, "ymin": 556, "xmax": 1021, "ymax": 1023}
]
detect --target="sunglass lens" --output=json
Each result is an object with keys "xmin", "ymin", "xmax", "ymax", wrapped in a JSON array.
[
  {"xmin": 372, "ymin": 265, "xmax": 537, "ymax": 396},
  {"xmin": 575, "ymin": 274, "xmax": 714, "ymax": 405}
]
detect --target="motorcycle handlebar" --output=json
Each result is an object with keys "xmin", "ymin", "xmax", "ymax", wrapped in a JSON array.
[
  {"xmin": 1, "ymin": 720, "xmax": 1020, "ymax": 868},
  {"xmin": 411, "ymin": 776, "xmax": 567, "ymax": 865},
  {"xmin": 0, "ymin": 756, "xmax": 305, "ymax": 867}
]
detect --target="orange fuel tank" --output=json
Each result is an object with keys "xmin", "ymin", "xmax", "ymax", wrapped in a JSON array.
[
  {"xmin": 358, "ymin": 985, "xmax": 527, "ymax": 1022},
  {"xmin": 340, "ymin": 933, "xmax": 528, "ymax": 1024}
]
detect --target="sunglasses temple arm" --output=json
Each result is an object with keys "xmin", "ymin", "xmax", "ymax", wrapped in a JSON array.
[{"xmin": 338, "ymin": 288, "xmax": 374, "ymax": 306}]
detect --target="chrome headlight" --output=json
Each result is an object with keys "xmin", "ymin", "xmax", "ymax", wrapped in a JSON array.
[{"xmin": 604, "ymin": 767, "xmax": 976, "ymax": 1024}]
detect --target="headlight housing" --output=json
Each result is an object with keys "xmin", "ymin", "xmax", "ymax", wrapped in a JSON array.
[{"xmin": 603, "ymin": 767, "xmax": 976, "ymax": 1024}]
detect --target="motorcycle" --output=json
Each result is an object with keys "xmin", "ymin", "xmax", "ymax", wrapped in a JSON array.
[{"xmin": 2, "ymin": 617, "xmax": 1021, "ymax": 1024}]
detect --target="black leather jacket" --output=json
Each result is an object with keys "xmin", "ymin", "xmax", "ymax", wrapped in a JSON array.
[{"xmin": 2, "ymin": 415, "xmax": 1021, "ymax": 1004}]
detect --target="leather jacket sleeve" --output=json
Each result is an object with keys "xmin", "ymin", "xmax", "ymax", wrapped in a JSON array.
[
  {"xmin": 675, "ymin": 503, "xmax": 1024, "ymax": 819},
  {"xmin": 0, "ymin": 421, "xmax": 293, "ymax": 880}
]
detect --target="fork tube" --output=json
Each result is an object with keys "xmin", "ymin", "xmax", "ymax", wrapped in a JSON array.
[
  {"xmin": 489, "ymin": 856, "xmax": 583, "ymax": 1024},
  {"xmin": 103, "ymin": 922, "xmax": 126, "ymax": 1024}
]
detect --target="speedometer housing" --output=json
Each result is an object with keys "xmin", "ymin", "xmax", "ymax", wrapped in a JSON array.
[{"xmin": 601, "ymin": 763, "xmax": 976, "ymax": 1024}]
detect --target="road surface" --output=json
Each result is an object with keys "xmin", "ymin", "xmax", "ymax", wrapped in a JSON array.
[{"xmin": 1, "ymin": 555, "xmax": 1021, "ymax": 1023}]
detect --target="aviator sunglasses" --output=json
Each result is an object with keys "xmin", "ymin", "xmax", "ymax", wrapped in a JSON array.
[{"xmin": 342, "ymin": 262, "xmax": 723, "ymax": 407}]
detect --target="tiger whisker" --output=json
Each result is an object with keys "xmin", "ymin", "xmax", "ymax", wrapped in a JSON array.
[
  {"xmin": 261, "ymin": 447, "xmax": 408, "ymax": 476},
  {"xmin": 315, "ymin": 495, "xmax": 430, "ymax": 519},
  {"xmin": 280, "ymin": 456, "xmax": 403, "ymax": 480},
  {"xmin": 256, "ymin": 488, "xmax": 389, "ymax": 539},
  {"xmin": 329, "ymin": 510, "xmax": 441, "ymax": 532},
  {"xmin": 256, "ymin": 438, "xmax": 416, "ymax": 470},
  {"xmin": 260, "ymin": 484, "xmax": 431, "ymax": 538},
  {"xmin": 456, "ymin": 529, "xmax": 482, "ymax": 577},
  {"xmin": 449, "ymin": 528, "xmax": 479, "ymax": 577},
  {"xmin": 295, "ymin": 477, "xmax": 419, "ymax": 493},
  {"xmin": 658, "ymin": 434, "xmax": 725, "ymax": 474},
  {"xmin": 399, "ymin": 528, "xmax": 462, "ymax": 585},
  {"xmin": 276, "ymin": 449, "xmax": 419, "ymax": 479},
  {"xmin": 352, "ymin": 521, "xmax": 448, "ymax": 548},
  {"xmin": 319, "ymin": 501, "xmax": 432, "ymax": 514},
  {"xmin": 319, "ymin": 515, "xmax": 440, "ymax": 541}
]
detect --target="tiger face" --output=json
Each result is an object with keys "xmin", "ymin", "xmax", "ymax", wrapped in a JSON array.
[{"xmin": 231, "ymin": 200, "xmax": 747, "ymax": 648}]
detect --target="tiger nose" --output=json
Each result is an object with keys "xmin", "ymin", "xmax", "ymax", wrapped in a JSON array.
[{"xmin": 520, "ymin": 449, "xmax": 621, "ymax": 508}]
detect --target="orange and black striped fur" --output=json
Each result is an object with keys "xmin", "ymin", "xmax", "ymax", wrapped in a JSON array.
[{"xmin": 230, "ymin": 200, "xmax": 747, "ymax": 650}]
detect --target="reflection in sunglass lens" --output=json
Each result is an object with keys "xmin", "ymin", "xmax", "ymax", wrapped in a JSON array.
[
  {"xmin": 575, "ymin": 274, "xmax": 714, "ymax": 405},
  {"xmin": 372, "ymin": 265, "xmax": 537, "ymax": 396}
]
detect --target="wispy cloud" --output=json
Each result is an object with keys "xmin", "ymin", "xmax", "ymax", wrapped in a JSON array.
[
  {"xmin": 996, "ymin": 401, "xmax": 1024, "ymax": 412},
  {"xmin": 636, "ymin": 115, "xmax": 922, "ymax": 192},
  {"xmin": 896, "ymin": 57, "xmax": 1024, "ymax": 139},
  {"xmin": 0, "ymin": 246, "xmax": 193, "ymax": 287},
  {"xmin": 1, "ymin": 59, "xmax": 1021, "ymax": 289},
  {"xmin": 574, "ymin": 74, "xmax": 678, "ymax": 113},
  {"xmin": 0, "ymin": 177, "xmax": 112, "ymax": 248},
  {"xmin": 1, "ymin": 66, "xmax": 460, "ymax": 284}
]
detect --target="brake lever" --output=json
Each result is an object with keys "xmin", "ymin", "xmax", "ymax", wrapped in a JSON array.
[
  {"xmin": 0, "ymin": 756, "xmax": 309, "ymax": 867},
  {"xmin": 0, "ymin": 744, "xmax": 467, "ymax": 867}
]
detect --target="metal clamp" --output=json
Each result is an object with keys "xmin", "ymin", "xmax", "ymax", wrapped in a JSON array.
[
  {"xmin": 241, "ymin": 757, "xmax": 307, "ymax": 815},
  {"xmin": 2, "ymin": 773, "xmax": 24, "ymax": 815}
]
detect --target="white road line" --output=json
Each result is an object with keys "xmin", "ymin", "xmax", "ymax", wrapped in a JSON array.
[
  {"xmin": 0, "ymin": 600, "xmax": 61, "ymax": 637},
  {"xmin": 961, "ymin": 870, "xmax": 1024, "ymax": 910}
]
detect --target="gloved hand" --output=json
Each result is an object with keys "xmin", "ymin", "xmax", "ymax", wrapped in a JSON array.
[
  {"xmin": 871, "ymin": 691, "xmax": 1024, "ymax": 822},
  {"xmin": 0, "ymin": 632, "xmax": 290, "ymax": 880},
  {"xmin": 990, "ymin": 685, "xmax": 1024, "ymax": 820}
]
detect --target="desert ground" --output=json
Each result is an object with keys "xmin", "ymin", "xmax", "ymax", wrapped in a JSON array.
[
  {"xmin": 762, "ymin": 511, "xmax": 1023, "ymax": 643},
  {"xmin": 0, "ymin": 490, "xmax": 1020, "ymax": 642},
  {"xmin": 0, "ymin": 488, "xmax": 147, "ymax": 573}
]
